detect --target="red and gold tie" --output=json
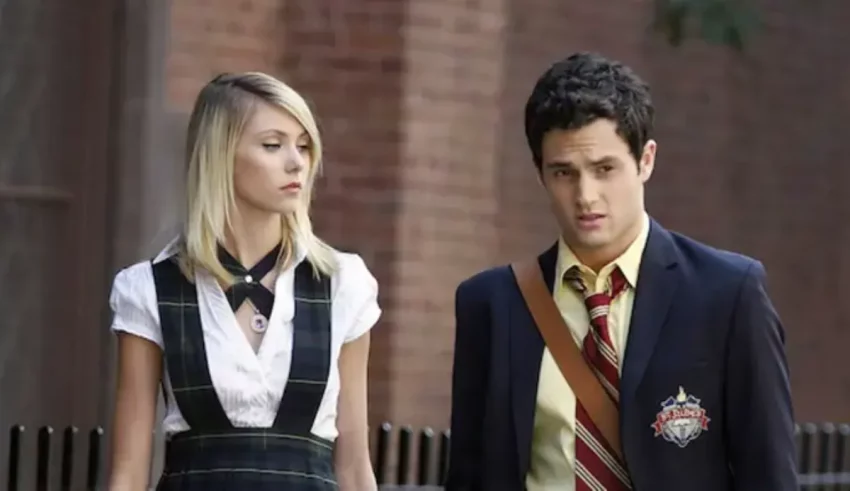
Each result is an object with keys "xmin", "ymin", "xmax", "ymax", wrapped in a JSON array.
[{"xmin": 564, "ymin": 266, "xmax": 632, "ymax": 490}]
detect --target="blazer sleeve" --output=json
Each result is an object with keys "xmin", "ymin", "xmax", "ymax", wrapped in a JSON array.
[
  {"xmin": 445, "ymin": 277, "xmax": 491, "ymax": 491},
  {"xmin": 724, "ymin": 261, "xmax": 798, "ymax": 490}
]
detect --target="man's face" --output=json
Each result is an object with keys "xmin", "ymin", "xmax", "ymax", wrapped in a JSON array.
[{"xmin": 539, "ymin": 118, "xmax": 656, "ymax": 267}]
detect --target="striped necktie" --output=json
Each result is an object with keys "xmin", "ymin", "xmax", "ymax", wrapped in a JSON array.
[{"xmin": 564, "ymin": 266, "xmax": 632, "ymax": 490}]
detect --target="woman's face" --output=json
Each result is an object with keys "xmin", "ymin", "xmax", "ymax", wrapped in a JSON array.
[{"xmin": 232, "ymin": 100, "xmax": 312, "ymax": 216}]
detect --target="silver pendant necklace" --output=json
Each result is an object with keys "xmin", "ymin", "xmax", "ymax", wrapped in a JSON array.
[{"xmin": 247, "ymin": 299, "xmax": 269, "ymax": 334}]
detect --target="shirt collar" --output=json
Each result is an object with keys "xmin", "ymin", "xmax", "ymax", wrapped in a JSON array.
[
  {"xmin": 153, "ymin": 235, "xmax": 308, "ymax": 268},
  {"xmin": 556, "ymin": 212, "xmax": 650, "ymax": 288},
  {"xmin": 153, "ymin": 236, "xmax": 181, "ymax": 264}
]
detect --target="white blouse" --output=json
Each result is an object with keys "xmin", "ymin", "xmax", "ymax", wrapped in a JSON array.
[{"xmin": 108, "ymin": 239, "xmax": 381, "ymax": 441}]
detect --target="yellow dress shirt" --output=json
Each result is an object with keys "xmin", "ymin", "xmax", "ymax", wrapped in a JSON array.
[{"xmin": 526, "ymin": 213, "xmax": 650, "ymax": 491}]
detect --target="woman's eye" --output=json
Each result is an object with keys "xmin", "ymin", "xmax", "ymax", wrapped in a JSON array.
[{"xmin": 262, "ymin": 143, "xmax": 281, "ymax": 150}]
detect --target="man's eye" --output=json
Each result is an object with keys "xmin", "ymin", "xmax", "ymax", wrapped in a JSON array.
[{"xmin": 553, "ymin": 169, "xmax": 576, "ymax": 178}]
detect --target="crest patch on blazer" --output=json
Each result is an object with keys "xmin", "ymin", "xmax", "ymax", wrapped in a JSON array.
[{"xmin": 651, "ymin": 386, "xmax": 710, "ymax": 448}]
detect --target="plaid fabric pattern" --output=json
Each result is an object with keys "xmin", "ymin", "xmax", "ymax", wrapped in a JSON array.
[
  {"xmin": 151, "ymin": 257, "xmax": 335, "ymax": 490},
  {"xmin": 157, "ymin": 428, "xmax": 337, "ymax": 491},
  {"xmin": 152, "ymin": 257, "xmax": 231, "ymax": 429},
  {"xmin": 274, "ymin": 261, "xmax": 332, "ymax": 430}
]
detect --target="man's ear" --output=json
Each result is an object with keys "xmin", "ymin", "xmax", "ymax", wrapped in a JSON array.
[
  {"xmin": 536, "ymin": 162, "xmax": 549, "ymax": 188},
  {"xmin": 639, "ymin": 139, "xmax": 657, "ymax": 182}
]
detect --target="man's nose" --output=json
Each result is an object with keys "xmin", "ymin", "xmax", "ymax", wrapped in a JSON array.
[{"xmin": 575, "ymin": 173, "xmax": 600, "ymax": 206}]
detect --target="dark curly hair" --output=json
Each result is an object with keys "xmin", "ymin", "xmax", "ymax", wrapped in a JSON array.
[{"xmin": 524, "ymin": 52, "xmax": 654, "ymax": 170}]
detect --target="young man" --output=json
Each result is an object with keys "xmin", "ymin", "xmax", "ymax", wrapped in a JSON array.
[{"xmin": 445, "ymin": 52, "xmax": 797, "ymax": 491}]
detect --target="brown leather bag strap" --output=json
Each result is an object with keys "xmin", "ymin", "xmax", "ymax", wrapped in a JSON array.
[{"xmin": 511, "ymin": 258, "xmax": 623, "ymax": 460}]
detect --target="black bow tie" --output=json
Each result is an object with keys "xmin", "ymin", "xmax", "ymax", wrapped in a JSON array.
[{"xmin": 217, "ymin": 243, "xmax": 282, "ymax": 319}]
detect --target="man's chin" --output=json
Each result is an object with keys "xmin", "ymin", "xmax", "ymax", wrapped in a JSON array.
[{"xmin": 569, "ymin": 232, "xmax": 611, "ymax": 250}]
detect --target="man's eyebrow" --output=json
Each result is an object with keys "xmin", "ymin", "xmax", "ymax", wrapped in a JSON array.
[
  {"xmin": 589, "ymin": 156, "xmax": 619, "ymax": 166},
  {"xmin": 544, "ymin": 160, "xmax": 575, "ymax": 169},
  {"xmin": 545, "ymin": 156, "xmax": 619, "ymax": 167}
]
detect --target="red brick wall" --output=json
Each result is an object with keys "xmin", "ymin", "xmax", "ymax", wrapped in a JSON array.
[
  {"xmin": 164, "ymin": 0, "xmax": 850, "ymax": 431},
  {"xmin": 278, "ymin": 1, "xmax": 409, "ymax": 426}
]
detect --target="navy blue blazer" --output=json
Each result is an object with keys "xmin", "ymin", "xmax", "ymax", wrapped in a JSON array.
[{"xmin": 445, "ymin": 219, "xmax": 797, "ymax": 491}]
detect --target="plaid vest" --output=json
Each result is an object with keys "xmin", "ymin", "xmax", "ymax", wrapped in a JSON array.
[{"xmin": 151, "ymin": 256, "xmax": 338, "ymax": 490}]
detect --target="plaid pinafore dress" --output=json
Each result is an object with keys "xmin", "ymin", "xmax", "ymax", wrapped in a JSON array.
[{"xmin": 151, "ymin": 256, "xmax": 338, "ymax": 490}]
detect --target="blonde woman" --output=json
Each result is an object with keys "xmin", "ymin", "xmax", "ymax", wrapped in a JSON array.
[{"xmin": 107, "ymin": 72, "xmax": 380, "ymax": 490}]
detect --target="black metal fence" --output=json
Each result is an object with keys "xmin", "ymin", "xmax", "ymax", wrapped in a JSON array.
[
  {"xmin": 373, "ymin": 423, "xmax": 451, "ymax": 486},
  {"xmin": 4, "ymin": 421, "xmax": 849, "ymax": 490}
]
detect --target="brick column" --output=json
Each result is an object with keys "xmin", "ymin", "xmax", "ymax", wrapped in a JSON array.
[{"xmin": 390, "ymin": 0, "xmax": 510, "ymax": 428}]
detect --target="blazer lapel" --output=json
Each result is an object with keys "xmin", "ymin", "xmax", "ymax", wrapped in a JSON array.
[
  {"xmin": 511, "ymin": 242, "xmax": 558, "ymax": 479},
  {"xmin": 620, "ymin": 220, "xmax": 681, "ymax": 406}
]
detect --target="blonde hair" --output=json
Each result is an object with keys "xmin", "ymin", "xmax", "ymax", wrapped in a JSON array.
[{"xmin": 179, "ymin": 71, "xmax": 337, "ymax": 285}]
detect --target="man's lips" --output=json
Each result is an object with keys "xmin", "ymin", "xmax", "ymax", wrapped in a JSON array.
[
  {"xmin": 577, "ymin": 214, "xmax": 605, "ymax": 228},
  {"xmin": 578, "ymin": 213, "xmax": 605, "ymax": 221}
]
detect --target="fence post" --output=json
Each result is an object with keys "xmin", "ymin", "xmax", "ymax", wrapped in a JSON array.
[
  {"xmin": 439, "ymin": 429, "xmax": 450, "ymax": 484},
  {"xmin": 835, "ymin": 424, "xmax": 850, "ymax": 491},
  {"xmin": 7, "ymin": 425, "xmax": 24, "ymax": 491},
  {"xmin": 36, "ymin": 426, "xmax": 53, "ymax": 491},
  {"xmin": 374, "ymin": 422, "xmax": 391, "ymax": 484},
  {"xmin": 87, "ymin": 427, "xmax": 104, "ymax": 491},
  {"xmin": 417, "ymin": 427, "xmax": 434, "ymax": 484},
  {"xmin": 800, "ymin": 422, "xmax": 818, "ymax": 490},
  {"xmin": 61, "ymin": 426, "xmax": 78, "ymax": 491},
  {"xmin": 396, "ymin": 425, "xmax": 412, "ymax": 484},
  {"xmin": 816, "ymin": 422, "xmax": 835, "ymax": 490}
]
